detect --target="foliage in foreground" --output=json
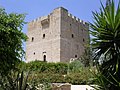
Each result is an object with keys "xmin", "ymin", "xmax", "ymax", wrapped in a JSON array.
[
  {"xmin": 0, "ymin": 60, "xmax": 95, "ymax": 90},
  {"xmin": 19, "ymin": 61, "xmax": 68, "ymax": 74},
  {"xmin": 0, "ymin": 8, "xmax": 27, "ymax": 76},
  {"xmin": 0, "ymin": 71, "xmax": 29, "ymax": 90},
  {"xmin": 18, "ymin": 61, "xmax": 95, "ymax": 85},
  {"xmin": 27, "ymin": 69, "xmax": 95, "ymax": 85},
  {"xmin": 0, "ymin": 70, "xmax": 53, "ymax": 90},
  {"xmin": 90, "ymin": 0, "xmax": 120, "ymax": 89}
]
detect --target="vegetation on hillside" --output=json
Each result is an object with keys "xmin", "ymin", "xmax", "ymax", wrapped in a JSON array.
[{"xmin": 18, "ymin": 60, "xmax": 95, "ymax": 85}]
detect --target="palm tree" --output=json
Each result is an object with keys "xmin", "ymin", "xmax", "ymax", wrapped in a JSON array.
[{"xmin": 90, "ymin": 0, "xmax": 120, "ymax": 89}]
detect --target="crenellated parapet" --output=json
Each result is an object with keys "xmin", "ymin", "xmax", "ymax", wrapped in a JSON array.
[
  {"xmin": 29, "ymin": 7, "xmax": 89, "ymax": 25},
  {"xmin": 28, "ymin": 15, "xmax": 50, "ymax": 29},
  {"xmin": 29, "ymin": 15, "xmax": 49, "ymax": 23},
  {"xmin": 28, "ymin": 7, "xmax": 89, "ymax": 30},
  {"xmin": 68, "ymin": 12, "xmax": 89, "ymax": 26}
]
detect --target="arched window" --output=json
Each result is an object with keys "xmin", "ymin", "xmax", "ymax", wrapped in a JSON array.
[{"xmin": 43, "ymin": 55, "xmax": 46, "ymax": 62}]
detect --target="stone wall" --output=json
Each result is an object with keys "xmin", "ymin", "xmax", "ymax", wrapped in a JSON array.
[
  {"xmin": 26, "ymin": 7, "xmax": 89, "ymax": 62},
  {"xmin": 60, "ymin": 7, "xmax": 89, "ymax": 62}
]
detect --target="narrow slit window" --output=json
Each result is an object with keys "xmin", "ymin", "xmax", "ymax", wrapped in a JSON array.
[
  {"xmin": 43, "ymin": 34, "xmax": 45, "ymax": 39},
  {"xmin": 32, "ymin": 37, "xmax": 34, "ymax": 42},
  {"xmin": 72, "ymin": 34, "xmax": 74, "ymax": 38},
  {"xmin": 83, "ymin": 38, "xmax": 85, "ymax": 42}
]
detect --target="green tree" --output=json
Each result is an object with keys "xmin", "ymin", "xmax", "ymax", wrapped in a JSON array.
[
  {"xmin": 90, "ymin": 0, "xmax": 120, "ymax": 89},
  {"xmin": 0, "ymin": 8, "xmax": 27, "ymax": 76},
  {"xmin": 80, "ymin": 48, "xmax": 91, "ymax": 67}
]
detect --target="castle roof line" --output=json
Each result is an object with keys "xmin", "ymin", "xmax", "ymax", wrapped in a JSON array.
[{"xmin": 29, "ymin": 7, "xmax": 89, "ymax": 26}]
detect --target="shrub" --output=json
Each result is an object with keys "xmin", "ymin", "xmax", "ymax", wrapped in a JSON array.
[{"xmin": 19, "ymin": 61, "xmax": 68, "ymax": 74}]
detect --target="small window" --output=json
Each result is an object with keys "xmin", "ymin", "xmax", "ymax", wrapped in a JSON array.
[
  {"xmin": 43, "ymin": 34, "xmax": 45, "ymax": 39},
  {"xmin": 70, "ymin": 24, "xmax": 72, "ymax": 30},
  {"xmin": 43, "ymin": 55, "xmax": 46, "ymax": 62},
  {"xmin": 31, "ymin": 37, "xmax": 34, "ymax": 42},
  {"xmin": 75, "ymin": 55, "xmax": 77, "ymax": 58},
  {"xmin": 83, "ymin": 38, "xmax": 85, "ymax": 42},
  {"xmin": 72, "ymin": 34, "xmax": 74, "ymax": 38},
  {"xmin": 33, "ymin": 52, "xmax": 35, "ymax": 55}
]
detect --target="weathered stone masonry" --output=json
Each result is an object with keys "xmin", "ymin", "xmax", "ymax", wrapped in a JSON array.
[{"xmin": 26, "ymin": 7, "xmax": 89, "ymax": 62}]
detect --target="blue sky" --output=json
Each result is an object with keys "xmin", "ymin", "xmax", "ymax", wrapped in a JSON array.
[
  {"xmin": 0, "ymin": 0, "xmax": 108, "ymax": 33},
  {"xmin": 0, "ymin": 0, "xmax": 119, "ymax": 33}
]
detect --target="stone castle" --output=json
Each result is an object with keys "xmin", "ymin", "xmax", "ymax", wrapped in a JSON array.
[{"xmin": 26, "ymin": 7, "xmax": 89, "ymax": 62}]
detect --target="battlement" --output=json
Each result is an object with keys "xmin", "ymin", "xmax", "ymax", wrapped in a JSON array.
[
  {"xmin": 29, "ymin": 15, "xmax": 49, "ymax": 24},
  {"xmin": 28, "ymin": 7, "xmax": 89, "ymax": 27},
  {"xmin": 67, "ymin": 13, "xmax": 88, "ymax": 26}
]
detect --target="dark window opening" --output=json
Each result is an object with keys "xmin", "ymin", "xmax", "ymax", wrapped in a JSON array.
[
  {"xmin": 70, "ymin": 24, "xmax": 72, "ymax": 30},
  {"xmin": 33, "ymin": 52, "xmax": 35, "ymax": 55},
  {"xmin": 43, "ymin": 55, "xmax": 46, "ymax": 62},
  {"xmin": 83, "ymin": 38, "xmax": 85, "ymax": 42},
  {"xmin": 32, "ymin": 37, "xmax": 34, "ymax": 42},
  {"xmin": 72, "ymin": 34, "xmax": 74, "ymax": 38},
  {"xmin": 75, "ymin": 55, "xmax": 77, "ymax": 58},
  {"xmin": 43, "ymin": 34, "xmax": 45, "ymax": 39}
]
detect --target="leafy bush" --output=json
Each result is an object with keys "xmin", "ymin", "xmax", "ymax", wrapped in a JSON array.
[
  {"xmin": 27, "ymin": 71, "xmax": 94, "ymax": 85},
  {"xmin": 18, "ymin": 60, "xmax": 95, "ymax": 86},
  {"xmin": 69, "ymin": 60, "xmax": 84, "ymax": 73},
  {"xmin": 19, "ymin": 61, "xmax": 68, "ymax": 74}
]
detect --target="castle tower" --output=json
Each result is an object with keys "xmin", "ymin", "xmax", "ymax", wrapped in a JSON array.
[{"xmin": 26, "ymin": 7, "xmax": 89, "ymax": 62}]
